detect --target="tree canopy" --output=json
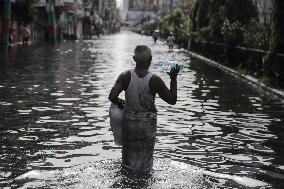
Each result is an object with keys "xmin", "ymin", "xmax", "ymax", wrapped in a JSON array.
[
  {"xmin": 224, "ymin": 0, "xmax": 258, "ymax": 25},
  {"xmin": 270, "ymin": 0, "xmax": 284, "ymax": 53}
]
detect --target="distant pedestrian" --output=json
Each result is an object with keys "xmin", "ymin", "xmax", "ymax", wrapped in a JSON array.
[
  {"xmin": 21, "ymin": 26, "xmax": 30, "ymax": 45},
  {"xmin": 108, "ymin": 45, "xmax": 180, "ymax": 172},
  {"xmin": 152, "ymin": 30, "xmax": 159, "ymax": 43},
  {"xmin": 89, "ymin": 25, "xmax": 94, "ymax": 39},
  {"xmin": 166, "ymin": 32, "xmax": 175, "ymax": 50},
  {"xmin": 9, "ymin": 27, "xmax": 13, "ymax": 45}
]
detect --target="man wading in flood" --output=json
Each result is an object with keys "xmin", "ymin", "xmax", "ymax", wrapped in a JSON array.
[{"xmin": 108, "ymin": 45, "xmax": 180, "ymax": 171}]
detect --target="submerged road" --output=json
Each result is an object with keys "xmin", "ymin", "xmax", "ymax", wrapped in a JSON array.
[{"xmin": 0, "ymin": 31, "xmax": 283, "ymax": 188}]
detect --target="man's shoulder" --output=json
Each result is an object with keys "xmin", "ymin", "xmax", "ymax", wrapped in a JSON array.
[
  {"xmin": 119, "ymin": 70, "xmax": 131, "ymax": 77},
  {"xmin": 150, "ymin": 73, "xmax": 163, "ymax": 84},
  {"xmin": 118, "ymin": 70, "xmax": 131, "ymax": 83}
]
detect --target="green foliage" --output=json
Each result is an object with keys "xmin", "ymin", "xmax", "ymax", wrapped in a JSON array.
[
  {"xmin": 171, "ymin": 8, "xmax": 183, "ymax": 22},
  {"xmin": 141, "ymin": 21, "xmax": 158, "ymax": 35},
  {"xmin": 196, "ymin": 0, "xmax": 211, "ymax": 30},
  {"xmin": 262, "ymin": 0, "xmax": 284, "ymax": 84},
  {"xmin": 158, "ymin": 14, "xmax": 174, "ymax": 37},
  {"xmin": 221, "ymin": 18, "xmax": 245, "ymax": 46},
  {"xmin": 209, "ymin": 0, "xmax": 226, "ymax": 16},
  {"xmin": 208, "ymin": 14, "xmax": 224, "ymax": 42},
  {"xmin": 190, "ymin": 0, "xmax": 200, "ymax": 32},
  {"xmin": 189, "ymin": 0, "xmax": 259, "ymax": 44},
  {"xmin": 243, "ymin": 19, "xmax": 266, "ymax": 49},
  {"xmin": 160, "ymin": 0, "xmax": 266, "ymax": 49},
  {"xmin": 156, "ymin": 0, "xmax": 278, "ymax": 87},
  {"xmin": 171, "ymin": 8, "xmax": 184, "ymax": 34},
  {"xmin": 198, "ymin": 26, "xmax": 211, "ymax": 41},
  {"xmin": 190, "ymin": 0, "xmax": 227, "ymax": 42},
  {"xmin": 208, "ymin": 0, "xmax": 226, "ymax": 42},
  {"xmin": 259, "ymin": 74, "xmax": 270, "ymax": 85},
  {"xmin": 224, "ymin": 0, "xmax": 258, "ymax": 25},
  {"xmin": 180, "ymin": 18, "xmax": 192, "ymax": 39},
  {"xmin": 269, "ymin": 0, "xmax": 284, "ymax": 53},
  {"xmin": 158, "ymin": 8, "xmax": 184, "ymax": 37},
  {"xmin": 190, "ymin": 0, "xmax": 211, "ymax": 32},
  {"xmin": 237, "ymin": 64, "xmax": 248, "ymax": 75}
]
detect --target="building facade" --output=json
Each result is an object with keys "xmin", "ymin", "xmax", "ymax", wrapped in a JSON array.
[
  {"xmin": 128, "ymin": 0, "xmax": 158, "ymax": 11},
  {"xmin": 34, "ymin": 0, "xmax": 84, "ymax": 41},
  {"xmin": 90, "ymin": 0, "xmax": 118, "ymax": 34},
  {"xmin": 125, "ymin": 0, "xmax": 159, "ymax": 25},
  {"xmin": 91, "ymin": 0, "xmax": 116, "ymax": 17}
]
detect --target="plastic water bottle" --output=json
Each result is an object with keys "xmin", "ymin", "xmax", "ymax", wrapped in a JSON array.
[{"xmin": 159, "ymin": 60, "xmax": 184, "ymax": 75}]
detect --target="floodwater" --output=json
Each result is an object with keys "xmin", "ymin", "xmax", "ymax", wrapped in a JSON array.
[{"xmin": 0, "ymin": 31, "xmax": 283, "ymax": 188}]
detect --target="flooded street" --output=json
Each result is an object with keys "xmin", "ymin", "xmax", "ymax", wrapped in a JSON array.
[{"xmin": 0, "ymin": 31, "xmax": 284, "ymax": 188}]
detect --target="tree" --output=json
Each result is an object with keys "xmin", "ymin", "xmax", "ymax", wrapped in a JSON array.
[
  {"xmin": 209, "ymin": 0, "xmax": 226, "ymax": 15},
  {"xmin": 171, "ymin": 8, "xmax": 183, "ymax": 35},
  {"xmin": 196, "ymin": 0, "xmax": 211, "ymax": 30},
  {"xmin": 263, "ymin": 0, "xmax": 284, "ymax": 86},
  {"xmin": 269, "ymin": 0, "xmax": 284, "ymax": 53},
  {"xmin": 190, "ymin": 0, "xmax": 200, "ymax": 32},
  {"xmin": 253, "ymin": 0, "xmax": 273, "ymax": 50},
  {"xmin": 208, "ymin": 0, "xmax": 227, "ymax": 42},
  {"xmin": 224, "ymin": 0, "xmax": 258, "ymax": 25},
  {"xmin": 189, "ymin": 0, "xmax": 211, "ymax": 41}
]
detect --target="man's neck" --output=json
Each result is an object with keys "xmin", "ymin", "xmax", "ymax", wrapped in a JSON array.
[{"xmin": 134, "ymin": 67, "xmax": 149, "ymax": 78}]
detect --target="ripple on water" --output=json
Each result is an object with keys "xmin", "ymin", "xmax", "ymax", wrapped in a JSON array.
[
  {"xmin": 56, "ymin": 98, "xmax": 81, "ymax": 101},
  {"xmin": 17, "ymin": 110, "xmax": 32, "ymax": 115},
  {"xmin": 18, "ymin": 136, "xmax": 39, "ymax": 141},
  {"xmin": 14, "ymin": 159, "xmax": 269, "ymax": 188},
  {"xmin": 0, "ymin": 102, "xmax": 13, "ymax": 106},
  {"xmin": 51, "ymin": 93, "xmax": 65, "ymax": 96},
  {"xmin": 32, "ymin": 107, "xmax": 64, "ymax": 112},
  {"xmin": 36, "ymin": 119, "xmax": 77, "ymax": 124}
]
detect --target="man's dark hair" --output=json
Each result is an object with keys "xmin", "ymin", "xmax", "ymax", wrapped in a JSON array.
[{"xmin": 134, "ymin": 45, "xmax": 152, "ymax": 66}]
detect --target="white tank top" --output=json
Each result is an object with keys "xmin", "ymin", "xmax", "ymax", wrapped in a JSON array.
[{"xmin": 124, "ymin": 69, "xmax": 157, "ymax": 120}]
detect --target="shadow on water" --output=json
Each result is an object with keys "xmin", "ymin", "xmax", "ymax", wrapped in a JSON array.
[{"xmin": 0, "ymin": 31, "xmax": 283, "ymax": 188}]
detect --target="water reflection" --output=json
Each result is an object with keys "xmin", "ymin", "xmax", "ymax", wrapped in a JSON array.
[{"xmin": 0, "ymin": 31, "xmax": 283, "ymax": 188}]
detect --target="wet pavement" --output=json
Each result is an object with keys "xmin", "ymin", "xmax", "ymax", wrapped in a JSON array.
[{"xmin": 0, "ymin": 31, "xmax": 284, "ymax": 188}]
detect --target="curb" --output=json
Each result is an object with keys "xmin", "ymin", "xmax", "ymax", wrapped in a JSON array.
[{"xmin": 187, "ymin": 51, "xmax": 284, "ymax": 99}]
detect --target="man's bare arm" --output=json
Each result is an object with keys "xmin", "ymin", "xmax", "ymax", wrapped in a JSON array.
[
  {"xmin": 150, "ymin": 65, "xmax": 179, "ymax": 105},
  {"xmin": 151, "ymin": 75, "xmax": 177, "ymax": 105},
  {"xmin": 108, "ymin": 73, "xmax": 126, "ymax": 107}
]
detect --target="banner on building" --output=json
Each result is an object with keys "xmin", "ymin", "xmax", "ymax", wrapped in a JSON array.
[{"xmin": 128, "ymin": 0, "xmax": 155, "ymax": 11}]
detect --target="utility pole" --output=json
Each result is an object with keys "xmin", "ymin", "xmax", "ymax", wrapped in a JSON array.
[
  {"xmin": 47, "ymin": 0, "xmax": 56, "ymax": 44},
  {"xmin": 0, "ymin": 0, "xmax": 11, "ymax": 53}
]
